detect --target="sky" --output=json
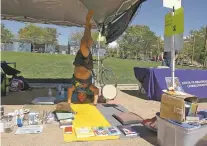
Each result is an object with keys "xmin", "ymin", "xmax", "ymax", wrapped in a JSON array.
[{"xmin": 2, "ymin": 0, "xmax": 207, "ymax": 45}]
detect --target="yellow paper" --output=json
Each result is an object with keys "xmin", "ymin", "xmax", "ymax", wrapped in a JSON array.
[
  {"xmin": 63, "ymin": 104, "xmax": 119, "ymax": 142},
  {"xmin": 164, "ymin": 12, "xmax": 173, "ymax": 36},
  {"xmin": 173, "ymin": 7, "xmax": 184, "ymax": 35},
  {"xmin": 164, "ymin": 7, "xmax": 184, "ymax": 36}
]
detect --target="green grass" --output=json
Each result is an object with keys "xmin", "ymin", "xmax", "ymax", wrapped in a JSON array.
[{"xmin": 0, "ymin": 51, "xmax": 199, "ymax": 84}]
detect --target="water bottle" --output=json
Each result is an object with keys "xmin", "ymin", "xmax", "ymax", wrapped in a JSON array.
[
  {"xmin": 48, "ymin": 88, "xmax": 52, "ymax": 97},
  {"xmin": 58, "ymin": 85, "xmax": 61, "ymax": 92},
  {"xmin": 61, "ymin": 88, "xmax": 65, "ymax": 99}
]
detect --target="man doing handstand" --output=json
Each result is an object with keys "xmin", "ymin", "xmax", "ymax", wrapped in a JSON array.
[{"xmin": 67, "ymin": 10, "xmax": 99, "ymax": 106}]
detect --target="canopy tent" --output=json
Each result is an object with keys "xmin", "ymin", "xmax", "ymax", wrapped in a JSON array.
[{"xmin": 1, "ymin": 0, "xmax": 146, "ymax": 43}]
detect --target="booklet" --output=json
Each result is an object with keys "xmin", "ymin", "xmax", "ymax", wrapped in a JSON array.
[
  {"xmin": 105, "ymin": 126, "xmax": 121, "ymax": 136},
  {"xmin": 117, "ymin": 125, "xmax": 137, "ymax": 136},
  {"xmin": 75, "ymin": 127, "xmax": 94, "ymax": 138},
  {"xmin": 92, "ymin": 126, "xmax": 109, "ymax": 136}
]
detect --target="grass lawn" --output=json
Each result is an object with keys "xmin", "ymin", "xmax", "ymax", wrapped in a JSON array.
[{"xmin": 1, "ymin": 51, "xmax": 199, "ymax": 84}]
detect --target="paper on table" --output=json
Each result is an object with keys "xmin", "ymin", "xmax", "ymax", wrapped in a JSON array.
[
  {"xmin": 31, "ymin": 97, "xmax": 56, "ymax": 105},
  {"xmin": 55, "ymin": 113, "xmax": 74, "ymax": 120},
  {"xmin": 15, "ymin": 125, "xmax": 43, "ymax": 134}
]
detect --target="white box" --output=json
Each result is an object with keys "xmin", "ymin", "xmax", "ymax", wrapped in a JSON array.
[{"xmin": 156, "ymin": 114, "xmax": 207, "ymax": 146}]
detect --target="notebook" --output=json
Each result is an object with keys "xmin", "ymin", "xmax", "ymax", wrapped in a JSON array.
[
  {"xmin": 75, "ymin": 127, "xmax": 95, "ymax": 138},
  {"xmin": 117, "ymin": 125, "xmax": 137, "ymax": 136},
  {"xmin": 64, "ymin": 127, "xmax": 73, "ymax": 134},
  {"xmin": 113, "ymin": 112, "xmax": 143, "ymax": 125},
  {"xmin": 92, "ymin": 126, "xmax": 108, "ymax": 136},
  {"xmin": 55, "ymin": 112, "xmax": 74, "ymax": 121}
]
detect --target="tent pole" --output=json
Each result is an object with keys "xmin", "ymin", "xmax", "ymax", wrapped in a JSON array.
[
  {"xmin": 97, "ymin": 32, "xmax": 101, "ymax": 87},
  {"xmin": 171, "ymin": 6, "xmax": 175, "ymax": 89}
]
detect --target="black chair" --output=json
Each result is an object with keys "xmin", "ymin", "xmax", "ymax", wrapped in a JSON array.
[
  {"xmin": 1, "ymin": 61, "xmax": 21, "ymax": 96},
  {"xmin": 1, "ymin": 61, "xmax": 21, "ymax": 76}
]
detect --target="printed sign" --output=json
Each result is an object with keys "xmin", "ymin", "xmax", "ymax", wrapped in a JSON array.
[
  {"xmin": 165, "ymin": 77, "xmax": 184, "ymax": 92},
  {"xmin": 164, "ymin": 7, "xmax": 184, "ymax": 36}
]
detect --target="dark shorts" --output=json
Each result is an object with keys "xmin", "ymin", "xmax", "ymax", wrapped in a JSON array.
[{"xmin": 72, "ymin": 74, "xmax": 93, "ymax": 94}]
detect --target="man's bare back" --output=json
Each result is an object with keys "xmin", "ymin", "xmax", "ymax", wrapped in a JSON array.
[{"xmin": 74, "ymin": 66, "xmax": 91, "ymax": 80}]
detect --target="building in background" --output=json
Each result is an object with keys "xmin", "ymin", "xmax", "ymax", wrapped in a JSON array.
[
  {"xmin": 92, "ymin": 48, "xmax": 106, "ymax": 56},
  {"xmin": 1, "ymin": 39, "xmax": 57, "ymax": 53},
  {"xmin": 1, "ymin": 39, "xmax": 32, "ymax": 52}
]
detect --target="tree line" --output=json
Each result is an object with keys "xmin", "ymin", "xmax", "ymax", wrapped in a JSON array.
[
  {"xmin": 1, "ymin": 23, "xmax": 207, "ymax": 67},
  {"xmin": 1, "ymin": 24, "xmax": 59, "ymax": 45}
]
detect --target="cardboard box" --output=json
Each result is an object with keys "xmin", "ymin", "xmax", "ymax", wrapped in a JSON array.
[{"xmin": 160, "ymin": 93, "xmax": 198, "ymax": 123}]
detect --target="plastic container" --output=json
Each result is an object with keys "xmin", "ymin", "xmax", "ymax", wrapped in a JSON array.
[
  {"xmin": 61, "ymin": 88, "xmax": 65, "ymax": 99},
  {"xmin": 48, "ymin": 88, "xmax": 52, "ymax": 97},
  {"xmin": 56, "ymin": 87, "xmax": 68, "ymax": 101},
  {"xmin": 156, "ymin": 113, "xmax": 207, "ymax": 146}
]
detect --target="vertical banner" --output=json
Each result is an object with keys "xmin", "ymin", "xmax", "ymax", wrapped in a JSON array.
[
  {"xmin": 164, "ymin": 7, "xmax": 184, "ymax": 36},
  {"xmin": 164, "ymin": 7, "xmax": 184, "ymax": 51}
]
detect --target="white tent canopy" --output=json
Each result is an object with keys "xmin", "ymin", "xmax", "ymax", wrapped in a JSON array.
[
  {"xmin": 1, "ymin": 0, "xmax": 146, "ymax": 43},
  {"xmin": 2, "ymin": 0, "xmax": 138, "ymax": 27}
]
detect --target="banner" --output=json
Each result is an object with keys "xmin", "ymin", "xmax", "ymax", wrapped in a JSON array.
[{"xmin": 164, "ymin": 7, "xmax": 184, "ymax": 36}]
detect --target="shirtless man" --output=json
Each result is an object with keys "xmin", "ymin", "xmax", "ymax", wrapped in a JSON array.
[{"xmin": 67, "ymin": 10, "xmax": 99, "ymax": 106}]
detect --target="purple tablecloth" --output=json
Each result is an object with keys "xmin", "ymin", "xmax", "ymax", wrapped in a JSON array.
[{"xmin": 134, "ymin": 67, "xmax": 207, "ymax": 101}]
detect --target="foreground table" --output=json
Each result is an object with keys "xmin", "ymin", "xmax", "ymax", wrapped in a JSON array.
[
  {"xmin": 134, "ymin": 67, "xmax": 207, "ymax": 101},
  {"xmin": 1, "ymin": 105, "xmax": 156, "ymax": 146}
]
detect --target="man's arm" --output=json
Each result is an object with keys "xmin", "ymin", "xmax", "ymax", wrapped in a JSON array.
[{"xmin": 80, "ymin": 10, "xmax": 94, "ymax": 57}]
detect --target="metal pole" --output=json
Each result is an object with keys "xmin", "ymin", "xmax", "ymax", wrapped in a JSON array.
[
  {"xmin": 204, "ymin": 25, "xmax": 207, "ymax": 68},
  {"xmin": 97, "ymin": 32, "xmax": 101, "ymax": 86},
  {"xmin": 192, "ymin": 35, "xmax": 195, "ymax": 64},
  {"xmin": 171, "ymin": 6, "xmax": 175, "ymax": 89}
]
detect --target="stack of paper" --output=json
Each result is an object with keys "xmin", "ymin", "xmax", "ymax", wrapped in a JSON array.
[{"xmin": 31, "ymin": 97, "xmax": 56, "ymax": 105}]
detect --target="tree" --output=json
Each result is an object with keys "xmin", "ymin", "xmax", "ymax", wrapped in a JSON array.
[
  {"xmin": 18, "ymin": 24, "xmax": 43, "ymax": 43},
  {"xmin": 1, "ymin": 24, "xmax": 14, "ymax": 43},
  {"xmin": 70, "ymin": 30, "xmax": 106, "ymax": 48},
  {"xmin": 177, "ymin": 26, "xmax": 207, "ymax": 67},
  {"xmin": 43, "ymin": 27, "xmax": 59, "ymax": 45},
  {"xmin": 183, "ymin": 26, "xmax": 206, "ymax": 66},
  {"xmin": 18, "ymin": 24, "xmax": 59, "ymax": 45},
  {"xmin": 118, "ymin": 25, "xmax": 158, "ymax": 59}
]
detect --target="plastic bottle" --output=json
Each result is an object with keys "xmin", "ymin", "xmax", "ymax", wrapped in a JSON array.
[
  {"xmin": 14, "ymin": 110, "xmax": 19, "ymax": 125},
  {"xmin": 58, "ymin": 85, "xmax": 61, "ymax": 92},
  {"xmin": 48, "ymin": 88, "xmax": 52, "ymax": 97},
  {"xmin": 61, "ymin": 88, "xmax": 65, "ymax": 99},
  {"xmin": 17, "ymin": 115, "xmax": 23, "ymax": 127}
]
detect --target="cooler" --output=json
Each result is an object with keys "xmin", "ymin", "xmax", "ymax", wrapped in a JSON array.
[{"xmin": 156, "ymin": 113, "xmax": 207, "ymax": 146}]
